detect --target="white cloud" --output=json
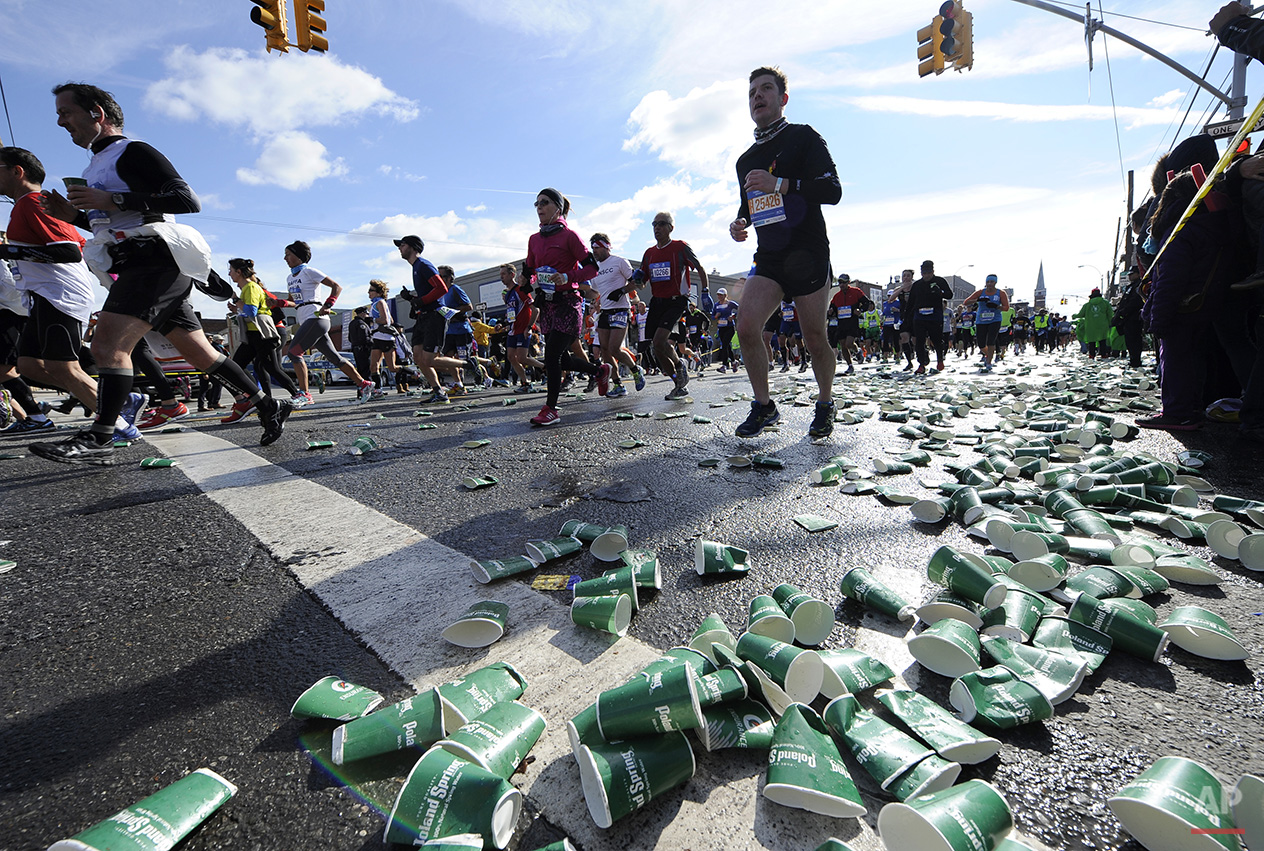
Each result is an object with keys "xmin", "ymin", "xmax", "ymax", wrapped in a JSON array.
[
  {"xmin": 1148, "ymin": 88, "xmax": 1187, "ymax": 108},
  {"xmin": 465, "ymin": 203, "xmax": 488, "ymax": 213},
  {"xmin": 380, "ymin": 165, "xmax": 427, "ymax": 182},
  {"xmin": 237, "ymin": 132, "xmax": 347, "ymax": 191},
  {"xmin": 623, "ymin": 80, "xmax": 752, "ymax": 181},
  {"xmin": 197, "ymin": 193, "xmax": 233, "ymax": 211},
  {"xmin": 844, "ymin": 95, "xmax": 1179, "ymax": 129}
]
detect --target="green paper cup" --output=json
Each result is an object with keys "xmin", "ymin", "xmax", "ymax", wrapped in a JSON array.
[
  {"xmin": 461, "ymin": 475, "xmax": 499, "ymax": 490},
  {"xmin": 1098, "ymin": 596, "xmax": 1158, "ymax": 625},
  {"xmin": 1159, "ymin": 606, "xmax": 1250, "ymax": 661},
  {"xmin": 596, "ymin": 663, "xmax": 703, "ymax": 739},
  {"xmin": 574, "ymin": 566, "xmax": 640, "ymax": 611},
  {"xmin": 1009, "ymin": 531, "xmax": 1071, "ymax": 561},
  {"xmin": 980, "ymin": 635, "xmax": 1088, "ymax": 705},
  {"xmin": 1153, "ymin": 553, "xmax": 1223, "ymax": 585},
  {"xmin": 469, "ymin": 555, "xmax": 537, "ymax": 584},
  {"xmin": 698, "ymin": 699, "xmax": 775, "ymax": 751},
  {"xmin": 1064, "ymin": 566, "xmax": 1134, "ymax": 601},
  {"xmin": 695, "ymin": 666, "xmax": 749, "ymax": 708},
  {"xmin": 420, "ymin": 834, "xmax": 484, "ymax": 849},
  {"xmin": 887, "ymin": 753, "xmax": 963, "ymax": 802},
  {"xmin": 384, "ymin": 746, "xmax": 521, "ymax": 848},
  {"xmin": 980, "ymin": 588, "xmax": 1045, "ymax": 642},
  {"xmin": 139, "ymin": 457, "xmax": 177, "ymax": 468},
  {"xmin": 874, "ymin": 688, "xmax": 1001, "ymax": 764},
  {"xmin": 1030, "ymin": 615, "xmax": 1112, "ymax": 674},
  {"xmin": 348, "ymin": 435, "xmax": 379, "ymax": 455},
  {"xmin": 748, "ymin": 594, "xmax": 796, "ymax": 643},
  {"xmin": 764, "ymin": 703, "xmax": 866, "ymax": 818},
  {"xmin": 877, "ymin": 779, "xmax": 1014, "ymax": 851},
  {"xmin": 526, "ymin": 536, "xmax": 583, "ymax": 563},
  {"xmin": 815, "ymin": 840, "xmax": 859, "ymax": 851},
  {"xmin": 689, "ymin": 613, "xmax": 737, "ymax": 662},
  {"xmin": 823, "ymin": 694, "xmax": 933, "ymax": 790},
  {"xmin": 1107, "ymin": 562, "xmax": 1169, "ymax": 597},
  {"xmin": 736, "ymin": 631, "xmax": 825, "ymax": 703},
  {"xmin": 571, "ymin": 593, "xmax": 632, "ymax": 637},
  {"xmin": 840, "ymin": 566, "xmax": 916, "ymax": 622},
  {"xmin": 567, "ymin": 702, "xmax": 601, "ymax": 755},
  {"xmin": 437, "ymin": 699, "xmax": 547, "ymax": 779},
  {"xmin": 578, "ymin": 731, "xmax": 695, "ymax": 828},
  {"xmin": 950, "ymin": 487, "xmax": 987, "ymax": 525},
  {"xmin": 1068, "ymin": 592, "xmax": 1169, "ymax": 662},
  {"xmin": 332, "ymin": 689, "xmax": 445, "ymax": 765},
  {"xmin": 695, "ymin": 539, "xmax": 750, "ymax": 575},
  {"xmin": 773, "ymin": 583, "xmax": 835, "ymax": 646},
  {"xmin": 1107, "ymin": 756, "xmax": 1244, "ymax": 851},
  {"xmin": 817, "ymin": 648, "xmax": 895, "ymax": 698},
  {"xmin": 911, "ymin": 497, "xmax": 954, "ymax": 523},
  {"xmin": 558, "ymin": 520, "xmax": 606, "ymax": 543},
  {"xmin": 810, "ymin": 463, "xmax": 845, "ymax": 484},
  {"xmin": 949, "ymin": 667, "xmax": 1054, "ymax": 730},
  {"xmin": 291, "ymin": 676, "xmax": 384, "ymax": 721},
  {"xmin": 62, "ymin": 176, "xmax": 88, "ymax": 188},
  {"xmin": 638, "ymin": 646, "xmax": 717, "ymax": 681},
  {"xmin": 916, "ymin": 590, "xmax": 983, "ymax": 630},
  {"xmin": 618, "ymin": 548, "xmax": 661, "ymax": 588},
  {"xmin": 1234, "ymin": 774, "xmax": 1264, "ymax": 851},
  {"xmin": 907, "ymin": 618, "xmax": 982, "ymax": 678},
  {"xmin": 1239, "ymin": 533, "xmax": 1264, "ymax": 571},
  {"xmin": 1007, "ymin": 554, "xmax": 1069, "ymax": 593},
  {"xmin": 591, "ymin": 524, "xmax": 630, "ymax": 561},
  {"xmin": 1206, "ymin": 520, "xmax": 1248, "ymax": 560},
  {"xmin": 927, "ymin": 546, "xmax": 1008, "ymax": 609},
  {"xmin": 875, "ymin": 459, "xmax": 914, "ymax": 475},
  {"xmin": 441, "ymin": 600, "xmax": 509, "ymax": 648},
  {"xmin": 436, "ymin": 662, "xmax": 528, "ymax": 730},
  {"xmin": 48, "ymin": 768, "xmax": 236, "ymax": 851}
]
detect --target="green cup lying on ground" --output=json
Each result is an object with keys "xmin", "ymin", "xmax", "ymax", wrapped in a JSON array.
[
  {"xmin": 839, "ymin": 566, "xmax": 916, "ymax": 622},
  {"xmin": 291, "ymin": 675, "xmax": 385, "ymax": 721},
  {"xmin": 695, "ymin": 539, "xmax": 750, "ymax": 575},
  {"xmin": 689, "ymin": 612, "xmax": 737, "ymax": 661},
  {"xmin": 1107, "ymin": 756, "xmax": 1244, "ymax": 851},
  {"xmin": 558, "ymin": 519, "xmax": 606, "ymax": 542},
  {"xmin": 571, "ymin": 593, "xmax": 632, "ymax": 637},
  {"xmin": 1068, "ymin": 591, "xmax": 1169, "ymax": 662},
  {"xmin": 698, "ymin": 698, "xmax": 776, "ymax": 751},
  {"xmin": 773, "ymin": 582, "xmax": 835, "ymax": 645},
  {"xmin": 748, "ymin": 594, "xmax": 796, "ymax": 643},
  {"xmin": 332, "ymin": 689, "xmax": 445, "ymax": 765},
  {"xmin": 441, "ymin": 600, "xmax": 509, "ymax": 648},
  {"xmin": 574, "ymin": 566, "xmax": 640, "ymax": 611},
  {"xmin": 525, "ymin": 536, "xmax": 583, "ymax": 563},
  {"xmin": 436, "ymin": 662, "xmax": 528, "ymax": 730},
  {"xmin": 48, "ymin": 768, "xmax": 237, "ymax": 851},
  {"xmin": 577, "ymin": 731, "xmax": 696, "ymax": 828},
  {"xmin": 927, "ymin": 545, "xmax": 1008, "ymax": 609},
  {"xmin": 906, "ymin": 618, "xmax": 982, "ymax": 678},
  {"xmin": 763, "ymin": 703, "xmax": 866, "ymax": 818},
  {"xmin": 950, "ymin": 666, "xmax": 1054, "ymax": 731},
  {"xmin": 596, "ymin": 663, "xmax": 703, "ymax": 740},
  {"xmin": 876, "ymin": 779, "xmax": 1015, "ymax": 851},
  {"xmin": 437, "ymin": 699, "xmax": 547, "ymax": 779},
  {"xmin": 735, "ymin": 631, "xmax": 824, "ymax": 704},
  {"xmin": 469, "ymin": 555, "xmax": 537, "ymax": 584},
  {"xmin": 384, "ymin": 745, "xmax": 521, "ymax": 848}
]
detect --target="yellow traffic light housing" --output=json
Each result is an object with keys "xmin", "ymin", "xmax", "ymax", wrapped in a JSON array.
[
  {"xmin": 950, "ymin": 4, "xmax": 974, "ymax": 71},
  {"xmin": 250, "ymin": 0, "xmax": 288, "ymax": 53},
  {"xmin": 294, "ymin": 0, "xmax": 328, "ymax": 53},
  {"xmin": 917, "ymin": 16, "xmax": 946, "ymax": 77}
]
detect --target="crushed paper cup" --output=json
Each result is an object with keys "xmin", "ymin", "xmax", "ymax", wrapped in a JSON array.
[
  {"xmin": 525, "ymin": 536, "xmax": 583, "ymax": 563},
  {"xmin": 794, "ymin": 513, "xmax": 839, "ymax": 533},
  {"xmin": 437, "ymin": 699, "xmax": 546, "ymax": 779},
  {"xmin": 441, "ymin": 601, "xmax": 509, "ymax": 648},
  {"xmin": 617, "ymin": 549, "xmax": 661, "ymax": 588},
  {"xmin": 689, "ymin": 613, "xmax": 737, "ymax": 662},
  {"xmin": 1107, "ymin": 756, "xmax": 1244, "ymax": 851},
  {"xmin": 817, "ymin": 648, "xmax": 895, "ymax": 698},
  {"xmin": 1206, "ymin": 519, "xmax": 1248, "ymax": 560},
  {"xmin": 694, "ymin": 666, "xmax": 749, "ymax": 708},
  {"xmin": 916, "ymin": 590, "xmax": 983, "ymax": 630},
  {"xmin": 885, "ymin": 753, "xmax": 963, "ymax": 802},
  {"xmin": 840, "ymin": 566, "xmax": 916, "ymax": 622},
  {"xmin": 950, "ymin": 667, "xmax": 1054, "ymax": 731},
  {"xmin": 823, "ymin": 694, "xmax": 933, "ymax": 791},
  {"xmin": 469, "ymin": 555, "xmax": 537, "ymax": 584},
  {"xmin": 763, "ymin": 703, "xmax": 866, "ymax": 818},
  {"xmin": 695, "ymin": 539, "xmax": 750, "ymax": 575},
  {"xmin": 907, "ymin": 619, "xmax": 982, "ymax": 678},
  {"xmin": 1151, "ymin": 553, "xmax": 1223, "ymax": 585},
  {"xmin": 874, "ymin": 688, "xmax": 1001, "ymax": 764},
  {"xmin": 877, "ymin": 780, "xmax": 1015, "ymax": 851},
  {"xmin": 1031, "ymin": 615, "xmax": 1112, "ymax": 674},
  {"xmin": 1159, "ymin": 606, "xmax": 1250, "ymax": 661},
  {"xmin": 436, "ymin": 663, "xmax": 528, "ymax": 731},
  {"xmin": 1234, "ymin": 774, "xmax": 1264, "ymax": 851},
  {"xmin": 1006, "ymin": 553, "xmax": 1070, "ymax": 593},
  {"xmin": 577, "ymin": 731, "xmax": 695, "ymax": 828},
  {"xmin": 697, "ymin": 698, "xmax": 776, "ymax": 751},
  {"xmin": 462, "ymin": 475, "xmax": 499, "ymax": 490},
  {"xmin": 980, "ymin": 635, "xmax": 1088, "ymax": 705},
  {"xmin": 292, "ymin": 676, "xmax": 384, "ymax": 721},
  {"xmin": 1239, "ymin": 533, "xmax": 1264, "ymax": 571}
]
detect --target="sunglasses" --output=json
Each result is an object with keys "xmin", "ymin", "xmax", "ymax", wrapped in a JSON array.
[
  {"xmin": 534, "ymin": 199, "xmax": 553, "ymax": 208},
  {"xmin": 652, "ymin": 221, "xmax": 670, "ymax": 227}
]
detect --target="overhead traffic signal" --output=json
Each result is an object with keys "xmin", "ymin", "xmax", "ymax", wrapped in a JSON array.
[
  {"xmin": 294, "ymin": 0, "xmax": 328, "ymax": 52},
  {"xmin": 250, "ymin": 0, "xmax": 288, "ymax": 53},
  {"xmin": 942, "ymin": 1, "xmax": 974, "ymax": 71},
  {"xmin": 917, "ymin": 15, "xmax": 946, "ymax": 77}
]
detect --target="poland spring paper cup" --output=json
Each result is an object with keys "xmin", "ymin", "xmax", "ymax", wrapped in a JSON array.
[
  {"xmin": 1107, "ymin": 756, "xmax": 1244, "ymax": 851},
  {"xmin": 436, "ymin": 662, "xmax": 528, "ymax": 731},
  {"xmin": 877, "ymin": 779, "xmax": 1015, "ymax": 851},
  {"xmin": 822, "ymin": 695, "xmax": 932, "ymax": 791},
  {"xmin": 698, "ymin": 699, "xmax": 775, "ymax": 751},
  {"xmin": 772, "ymin": 583, "xmax": 835, "ymax": 646},
  {"xmin": 735, "ymin": 631, "xmax": 825, "ymax": 704},
  {"xmin": 1159, "ymin": 606, "xmax": 1250, "ymax": 661},
  {"xmin": 441, "ymin": 601, "xmax": 509, "ymax": 648},
  {"xmin": 763, "ymin": 703, "xmax": 865, "ymax": 818},
  {"xmin": 596, "ymin": 664, "xmax": 703, "ymax": 740},
  {"xmin": 906, "ymin": 618, "xmax": 982, "ymax": 678},
  {"xmin": 817, "ymin": 648, "xmax": 895, "ymax": 699},
  {"xmin": 291, "ymin": 676, "xmax": 384, "ymax": 721},
  {"xmin": 886, "ymin": 753, "xmax": 962, "ymax": 802},
  {"xmin": 747, "ymin": 595, "xmax": 796, "ymax": 644},
  {"xmin": 437, "ymin": 700, "xmax": 546, "ymax": 779},
  {"xmin": 577, "ymin": 731, "xmax": 695, "ymax": 829},
  {"xmin": 384, "ymin": 746, "xmax": 521, "ymax": 849},
  {"xmin": 874, "ymin": 688, "xmax": 1001, "ymax": 764},
  {"xmin": 332, "ymin": 689, "xmax": 445, "ymax": 765},
  {"xmin": 949, "ymin": 667, "xmax": 1054, "ymax": 731}
]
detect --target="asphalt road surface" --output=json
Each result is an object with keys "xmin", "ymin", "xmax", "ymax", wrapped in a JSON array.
[{"xmin": 3, "ymin": 347, "xmax": 1262, "ymax": 851}]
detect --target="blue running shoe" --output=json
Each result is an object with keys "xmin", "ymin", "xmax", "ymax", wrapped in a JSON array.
[{"xmin": 119, "ymin": 392, "xmax": 147, "ymax": 428}]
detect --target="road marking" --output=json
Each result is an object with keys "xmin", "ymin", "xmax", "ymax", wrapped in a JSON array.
[{"xmin": 147, "ymin": 429, "xmax": 906, "ymax": 850}]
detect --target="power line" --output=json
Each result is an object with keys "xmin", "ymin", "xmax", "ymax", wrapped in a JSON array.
[
  {"xmin": 0, "ymin": 69, "xmax": 15, "ymax": 146},
  {"xmin": 1100, "ymin": 2, "xmax": 1128, "ymax": 191},
  {"xmin": 1039, "ymin": 0, "xmax": 1209, "ymax": 31}
]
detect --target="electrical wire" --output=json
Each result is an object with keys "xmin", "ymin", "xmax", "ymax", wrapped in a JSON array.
[
  {"xmin": 1038, "ymin": 0, "xmax": 1213, "ymax": 31},
  {"xmin": 1099, "ymin": 1, "xmax": 1128, "ymax": 190}
]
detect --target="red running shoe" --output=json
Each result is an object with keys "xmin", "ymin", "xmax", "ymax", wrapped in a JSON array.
[{"xmin": 530, "ymin": 405, "xmax": 560, "ymax": 426}]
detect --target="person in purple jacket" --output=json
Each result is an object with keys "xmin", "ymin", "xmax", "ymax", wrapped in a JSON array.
[{"xmin": 524, "ymin": 187, "xmax": 609, "ymax": 426}]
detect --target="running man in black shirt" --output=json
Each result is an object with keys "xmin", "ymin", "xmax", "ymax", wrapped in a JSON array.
[
  {"xmin": 34, "ymin": 83, "xmax": 290, "ymax": 464},
  {"xmin": 730, "ymin": 67, "xmax": 841, "ymax": 438}
]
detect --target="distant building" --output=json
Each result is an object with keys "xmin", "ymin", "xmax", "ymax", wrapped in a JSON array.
[{"xmin": 1034, "ymin": 261, "xmax": 1047, "ymax": 310}]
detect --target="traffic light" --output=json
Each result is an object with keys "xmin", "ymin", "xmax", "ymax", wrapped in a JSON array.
[
  {"xmin": 250, "ymin": 0, "xmax": 288, "ymax": 53},
  {"xmin": 917, "ymin": 15, "xmax": 946, "ymax": 77},
  {"xmin": 294, "ymin": 0, "xmax": 328, "ymax": 53},
  {"xmin": 938, "ymin": 2, "xmax": 975, "ymax": 71},
  {"xmin": 1060, "ymin": 297, "xmax": 1068, "ymax": 305}
]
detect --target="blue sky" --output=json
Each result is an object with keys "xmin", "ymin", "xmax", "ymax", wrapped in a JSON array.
[{"xmin": 0, "ymin": 0, "xmax": 1256, "ymax": 316}]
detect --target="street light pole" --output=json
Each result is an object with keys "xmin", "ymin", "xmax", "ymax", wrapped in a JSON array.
[{"xmin": 1078, "ymin": 264, "xmax": 1104, "ymax": 292}]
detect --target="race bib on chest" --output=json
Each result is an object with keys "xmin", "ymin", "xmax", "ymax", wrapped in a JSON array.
[
  {"xmin": 506, "ymin": 308, "xmax": 516, "ymax": 324},
  {"xmin": 978, "ymin": 309, "xmax": 997, "ymax": 323},
  {"xmin": 648, "ymin": 261, "xmax": 671, "ymax": 282},
  {"xmin": 838, "ymin": 306, "xmax": 852, "ymax": 318},
  {"xmin": 919, "ymin": 307, "xmax": 934, "ymax": 316},
  {"xmin": 747, "ymin": 189, "xmax": 786, "ymax": 227},
  {"xmin": 717, "ymin": 318, "xmax": 728, "ymax": 326}
]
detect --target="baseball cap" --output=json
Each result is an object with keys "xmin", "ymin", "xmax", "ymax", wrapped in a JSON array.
[
  {"xmin": 716, "ymin": 287, "xmax": 727, "ymax": 295},
  {"xmin": 838, "ymin": 273, "xmax": 851, "ymax": 283},
  {"xmin": 393, "ymin": 235, "xmax": 424, "ymax": 252}
]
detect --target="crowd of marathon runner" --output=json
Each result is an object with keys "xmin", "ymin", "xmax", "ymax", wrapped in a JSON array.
[{"xmin": 2, "ymin": 47, "xmax": 1264, "ymax": 463}]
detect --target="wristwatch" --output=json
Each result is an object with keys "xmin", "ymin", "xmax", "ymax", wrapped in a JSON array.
[{"xmin": 111, "ymin": 193, "xmax": 126, "ymax": 209}]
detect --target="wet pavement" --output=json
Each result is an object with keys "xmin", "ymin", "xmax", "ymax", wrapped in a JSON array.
[{"xmin": 3, "ymin": 347, "xmax": 1262, "ymax": 850}]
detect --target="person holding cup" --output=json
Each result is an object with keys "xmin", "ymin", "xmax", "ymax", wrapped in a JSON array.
[{"xmin": 524, "ymin": 188, "xmax": 609, "ymax": 426}]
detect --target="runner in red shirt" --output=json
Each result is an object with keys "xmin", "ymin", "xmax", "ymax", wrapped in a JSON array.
[
  {"xmin": 828, "ymin": 273, "xmax": 870, "ymax": 375},
  {"xmin": 634, "ymin": 212, "xmax": 707, "ymax": 400}
]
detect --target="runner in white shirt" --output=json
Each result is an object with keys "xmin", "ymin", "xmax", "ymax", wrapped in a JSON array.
[{"xmin": 588, "ymin": 233, "xmax": 645, "ymax": 396}]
